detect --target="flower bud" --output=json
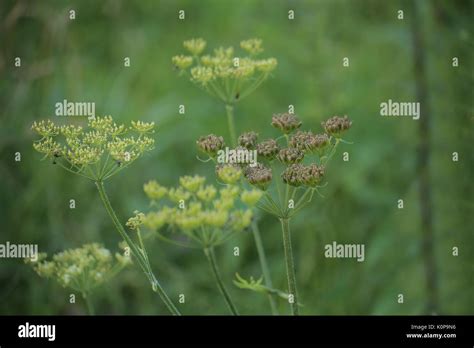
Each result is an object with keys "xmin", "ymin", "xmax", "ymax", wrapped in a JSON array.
[
  {"xmin": 240, "ymin": 39, "xmax": 263, "ymax": 55},
  {"xmin": 190, "ymin": 66, "xmax": 214, "ymax": 86},
  {"xmin": 241, "ymin": 189, "xmax": 263, "ymax": 206},
  {"xmin": 197, "ymin": 185, "xmax": 217, "ymax": 202},
  {"xmin": 183, "ymin": 38, "xmax": 207, "ymax": 56},
  {"xmin": 216, "ymin": 164, "xmax": 242, "ymax": 185},
  {"xmin": 143, "ymin": 180, "xmax": 167, "ymax": 201},
  {"xmin": 230, "ymin": 209, "xmax": 253, "ymax": 231},
  {"xmin": 172, "ymin": 55, "xmax": 193, "ymax": 70},
  {"xmin": 271, "ymin": 113, "xmax": 302, "ymax": 134},
  {"xmin": 126, "ymin": 211, "xmax": 145, "ymax": 230},
  {"xmin": 179, "ymin": 175, "xmax": 205, "ymax": 192}
]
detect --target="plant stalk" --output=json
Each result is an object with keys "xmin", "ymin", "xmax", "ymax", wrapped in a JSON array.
[
  {"xmin": 225, "ymin": 104, "xmax": 237, "ymax": 147},
  {"xmin": 95, "ymin": 181, "xmax": 181, "ymax": 316},
  {"xmin": 204, "ymin": 247, "xmax": 239, "ymax": 315},
  {"xmin": 251, "ymin": 221, "xmax": 278, "ymax": 315},
  {"xmin": 83, "ymin": 293, "xmax": 95, "ymax": 315},
  {"xmin": 280, "ymin": 218, "xmax": 299, "ymax": 315}
]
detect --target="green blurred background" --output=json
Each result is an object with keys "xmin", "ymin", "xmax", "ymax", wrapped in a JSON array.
[{"xmin": 0, "ymin": 0, "xmax": 472, "ymax": 315}]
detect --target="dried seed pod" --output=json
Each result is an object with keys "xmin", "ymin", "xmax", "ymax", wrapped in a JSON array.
[
  {"xmin": 290, "ymin": 131, "xmax": 329, "ymax": 152},
  {"xmin": 256, "ymin": 139, "xmax": 279, "ymax": 159},
  {"xmin": 238, "ymin": 131, "xmax": 258, "ymax": 149},
  {"xmin": 321, "ymin": 115, "xmax": 352, "ymax": 137},
  {"xmin": 282, "ymin": 163, "xmax": 325, "ymax": 187},
  {"xmin": 244, "ymin": 163, "xmax": 272, "ymax": 190},
  {"xmin": 196, "ymin": 134, "xmax": 225, "ymax": 157},
  {"xmin": 271, "ymin": 113, "xmax": 302, "ymax": 133},
  {"xmin": 301, "ymin": 164, "xmax": 325, "ymax": 187},
  {"xmin": 277, "ymin": 147, "xmax": 304, "ymax": 164}
]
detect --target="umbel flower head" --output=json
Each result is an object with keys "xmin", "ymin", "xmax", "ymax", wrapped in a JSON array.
[
  {"xmin": 238, "ymin": 131, "xmax": 258, "ymax": 149},
  {"xmin": 31, "ymin": 116, "xmax": 155, "ymax": 181},
  {"xmin": 282, "ymin": 163, "xmax": 325, "ymax": 187},
  {"xmin": 135, "ymin": 175, "xmax": 260, "ymax": 248},
  {"xmin": 244, "ymin": 163, "xmax": 273, "ymax": 190},
  {"xmin": 271, "ymin": 113, "xmax": 302, "ymax": 134},
  {"xmin": 256, "ymin": 139, "xmax": 279, "ymax": 160},
  {"xmin": 26, "ymin": 243, "xmax": 131, "ymax": 295},
  {"xmin": 196, "ymin": 134, "xmax": 225, "ymax": 157},
  {"xmin": 172, "ymin": 38, "xmax": 277, "ymax": 104},
  {"xmin": 321, "ymin": 115, "xmax": 352, "ymax": 137}
]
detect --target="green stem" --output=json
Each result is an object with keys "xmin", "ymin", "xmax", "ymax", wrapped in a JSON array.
[
  {"xmin": 280, "ymin": 218, "xmax": 299, "ymax": 315},
  {"xmin": 251, "ymin": 221, "xmax": 278, "ymax": 315},
  {"xmin": 204, "ymin": 247, "xmax": 239, "ymax": 315},
  {"xmin": 95, "ymin": 181, "xmax": 181, "ymax": 316},
  {"xmin": 83, "ymin": 293, "xmax": 94, "ymax": 315},
  {"xmin": 225, "ymin": 104, "xmax": 237, "ymax": 147}
]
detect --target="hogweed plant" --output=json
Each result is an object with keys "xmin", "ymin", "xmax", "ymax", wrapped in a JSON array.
[
  {"xmin": 130, "ymin": 175, "xmax": 259, "ymax": 315},
  {"xmin": 31, "ymin": 116, "xmax": 181, "ymax": 315},
  {"xmin": 173, "ymin": 38, "xmax": 279, "ymax": 314},
  {"xmin": 172, "ymin": 38, "xmax": 277, "ymax": 145},
  {"xmin": 25, "ymin": 243, "xmax": 130, "ymax": 314},
  {"xmin": 197, "ymin": 113, "xmax": 352, "ymax": 315}
]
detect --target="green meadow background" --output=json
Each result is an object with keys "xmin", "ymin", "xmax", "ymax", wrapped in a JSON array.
[{"xmin": 0, "ymin": 0, "xmax": 472, "ymax": 315}]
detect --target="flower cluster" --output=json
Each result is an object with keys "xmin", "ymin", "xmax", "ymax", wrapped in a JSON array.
[
  {"xmin": 26, "ymin": 243, "xmax": 131, "ymax": 294},
  {"xmin": 32, "ymin": 116, "xmax": 155, "ymax": 181},
  {"xmin": 172, "ymin": 38, "xmax": 277, "ymax": 103},
  {"xmin": 132, "ymin": 175, "xmax": 263, "ymax": 248}
]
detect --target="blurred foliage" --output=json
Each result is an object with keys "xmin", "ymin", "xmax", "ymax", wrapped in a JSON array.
[{"xmin": 0, "ymin": 0, "xmax": 472, "ymax": 315}]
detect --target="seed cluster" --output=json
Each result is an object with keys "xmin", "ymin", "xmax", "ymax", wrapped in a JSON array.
[
  {"xmin": 321, "ymin": 115, "xmax": 352, "ymax": 136},
  {"xmin": 196, "ymin": 134, "xmax": 225, "ymax": 157},
  {"xmin": 197, "ymin": 113, "xmax": 351, "ymax": 191}
]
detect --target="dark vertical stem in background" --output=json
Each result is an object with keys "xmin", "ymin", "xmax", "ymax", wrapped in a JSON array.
[{"xmin": 410, "ymin": 2, "xmax": 438, "ymax": 314}]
